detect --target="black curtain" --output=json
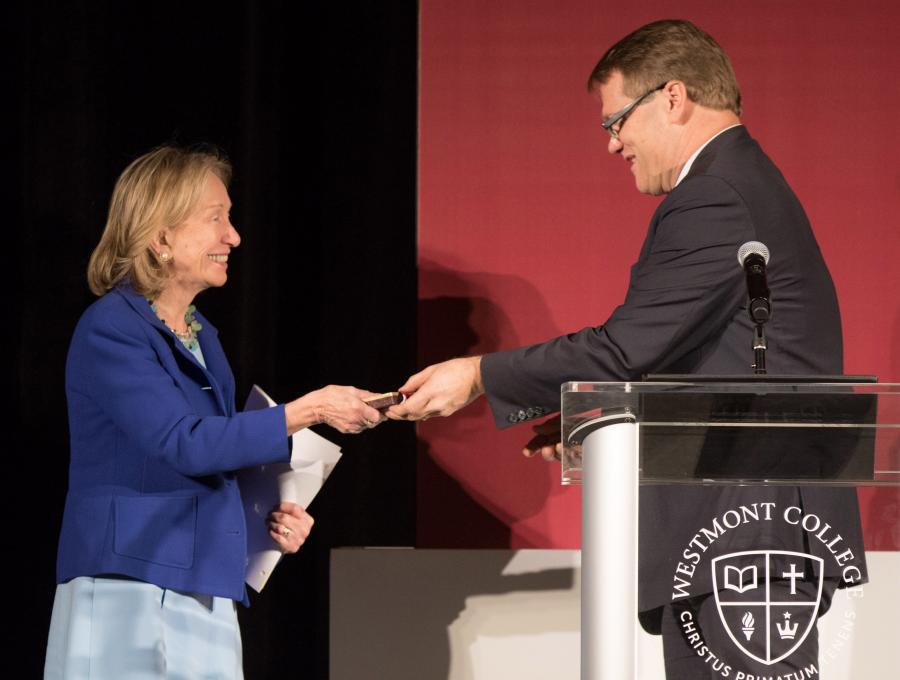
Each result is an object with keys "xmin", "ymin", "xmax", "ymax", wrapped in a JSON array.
[{"xmin": 10, "ymin": 2, "xmax": 418, "ymax": 677}]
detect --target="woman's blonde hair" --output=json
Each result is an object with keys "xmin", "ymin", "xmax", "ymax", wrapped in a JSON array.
[{"xmin": 87, "ymin": 145, "xmax": 232, "ymax": 298}]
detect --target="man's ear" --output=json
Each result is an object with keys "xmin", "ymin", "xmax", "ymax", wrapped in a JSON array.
[{"xmin": 663, "ymin": 80, "xmax": 691, "ymax": 122}]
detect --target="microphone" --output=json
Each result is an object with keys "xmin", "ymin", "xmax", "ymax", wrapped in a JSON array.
[{"xmin": 737, "ymin": 241, "xmax": 771, "ymax": 325}]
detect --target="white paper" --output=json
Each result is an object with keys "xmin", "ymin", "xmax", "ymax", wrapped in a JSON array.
[{"xmin": 238, "ymin": 384, "xmax": 342, "ymax": 592}]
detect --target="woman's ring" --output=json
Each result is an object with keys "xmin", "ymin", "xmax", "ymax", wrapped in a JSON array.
[{"xmin": 281, "ymin": 527, "xmax": 292, "ymax": 537}]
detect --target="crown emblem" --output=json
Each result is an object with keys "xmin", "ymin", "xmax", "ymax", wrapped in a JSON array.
[{"xmin": 776, "ymin": 612, "xmax": 799, "ymax": 640}]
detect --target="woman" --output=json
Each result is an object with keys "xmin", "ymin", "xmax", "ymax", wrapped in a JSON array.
[{"xmin": 45, "ymin": 145, "xmax": 385, "ymax": 678}]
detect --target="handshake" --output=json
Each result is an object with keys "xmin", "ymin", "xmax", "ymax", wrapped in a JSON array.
[
  {"xmin": 285, "ymin": 356, "xmax": 485, "ymax": 436},
  {"xmin": 291, "ymin": 356, "xmax": 560, "ymax": 459}
]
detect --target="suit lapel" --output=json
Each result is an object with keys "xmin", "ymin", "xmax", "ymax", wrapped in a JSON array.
[
  {"xmin": 639, "ymin": 125, "xmax": 751, "ymax": 264},
  {"xmin": 683, "ymin": 125, "xmax": 748, "ymax": 182}
]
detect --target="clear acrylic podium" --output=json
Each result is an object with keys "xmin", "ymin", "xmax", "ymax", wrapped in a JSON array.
[{"xmin": 561, "ymin": 380, "xmax": 900, "ymax": 679}]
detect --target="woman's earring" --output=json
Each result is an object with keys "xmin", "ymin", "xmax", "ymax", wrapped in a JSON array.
[{"xmin": 160, "ymin": 251, "xmax": 171, "ymax": 262}]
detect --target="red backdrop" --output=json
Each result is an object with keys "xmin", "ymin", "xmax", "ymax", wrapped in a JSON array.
[{"xmin": 417, "ymin": 1, "xmax": 900, "ymax": 550}]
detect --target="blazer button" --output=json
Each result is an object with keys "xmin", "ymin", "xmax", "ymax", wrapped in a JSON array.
[
  {"xmin": 517, "ymin": 409, "xmax": 527, "ymax": 421},
  {"xmin": 534, "ymin": 407, "xmax": 544, "ymax": 416},
  {"xmin": 508, "ymin": 413, "xmax": 519, "ymax": 424},
  {"xmin": 526, "ymin": 408, "xmax": 535, "ymax": 419}
]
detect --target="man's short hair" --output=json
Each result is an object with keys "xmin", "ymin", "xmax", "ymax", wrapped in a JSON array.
[{"xmin": 589, "ymin": 19, "xmax": 741, "ymax": 116}]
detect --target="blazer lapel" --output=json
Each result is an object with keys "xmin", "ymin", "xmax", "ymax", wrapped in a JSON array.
[
  {"xmin": 115, "ymin": 286, "xmax": 231, "ymax": 415},
  {"xmin": 195, "ymin": 315, "xmax": 234, "ymax": 416}
]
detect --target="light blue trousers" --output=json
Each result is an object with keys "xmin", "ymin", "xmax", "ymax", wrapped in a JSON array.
[{"xmin": 44, "ymin": 577, "xmax": 243, "ymax": 679}]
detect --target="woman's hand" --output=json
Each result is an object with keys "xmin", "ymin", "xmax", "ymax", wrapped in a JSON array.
[
  {"xmin": 284, "ymin": 385, "xmax": 386, "ymax": 435},
  {"xmin": 267, "ymin": 502, "xmax": 314, "ymax": 554}
]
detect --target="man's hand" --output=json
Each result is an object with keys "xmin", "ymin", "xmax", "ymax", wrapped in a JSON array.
[
  {"xmin": 523, "ymin": 415, "xmax": 563, "ymax": 461},
  {"xmin": 387, "ymin": 356, "xmax": 485, "ymax": 421}
]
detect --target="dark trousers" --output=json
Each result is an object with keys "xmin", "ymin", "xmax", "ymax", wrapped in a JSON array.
[{"xmin": 659, "ymin": 580, "xmax": 837, "ymax": 679}]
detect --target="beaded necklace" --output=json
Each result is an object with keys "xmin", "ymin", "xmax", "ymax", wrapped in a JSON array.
[{"xmin": 148, "ymin": 300, "xmax": 203, "ymax": 351}]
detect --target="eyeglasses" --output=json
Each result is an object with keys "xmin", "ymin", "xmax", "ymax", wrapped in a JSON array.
[{"xmin": 601, "ymin": 82, "xmax": 668, "ymax": 139}]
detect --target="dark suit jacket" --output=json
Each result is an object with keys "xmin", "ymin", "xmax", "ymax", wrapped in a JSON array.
[
  {"xmin": 480, "ymin": 126, "xmax": 865, "ymax": 627},
  {"xmin": 56, "ymin": 285, "xmax": 290, "ymax": 604}
]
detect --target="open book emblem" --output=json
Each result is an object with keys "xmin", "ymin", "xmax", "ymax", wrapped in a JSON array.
[
  {"xmin": 712, "ymin": 550, "xmax": 823, "ymax": 665},
  {"xmin": 723, "ymin": 564, "xmax": 758, "ymax": 593}
]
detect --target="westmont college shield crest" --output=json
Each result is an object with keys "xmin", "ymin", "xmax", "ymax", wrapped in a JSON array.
[{"xmin": 712, "ymin": 550, "xmax": 824, "ymax": 665}]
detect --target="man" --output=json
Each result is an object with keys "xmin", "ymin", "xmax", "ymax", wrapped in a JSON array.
[{"xmin": 390, "ymin": 20, "xmax": 862, "ymax": 678}]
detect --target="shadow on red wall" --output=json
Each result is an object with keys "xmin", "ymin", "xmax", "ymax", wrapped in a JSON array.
[{"xmin": 416, "ymin": 257, "xmax": 573, "ymax": 547}]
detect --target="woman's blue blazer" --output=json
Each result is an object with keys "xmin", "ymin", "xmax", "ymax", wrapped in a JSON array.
[{"xmin": 55, "ymin": 285, "xmax": 290, "ymax": 603}]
